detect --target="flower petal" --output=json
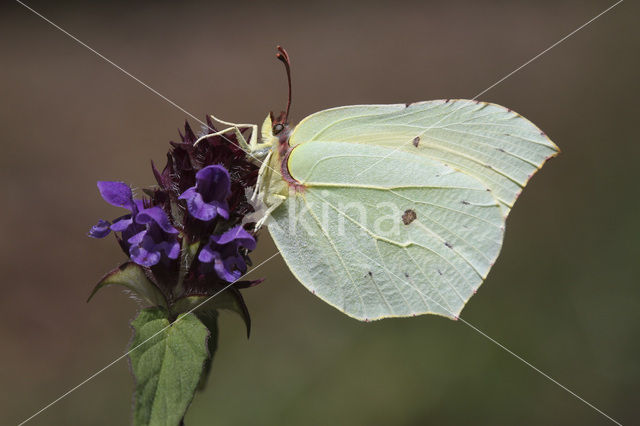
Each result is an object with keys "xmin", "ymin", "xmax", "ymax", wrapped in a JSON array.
[
  {"xmin": 212, "ymin": 226, "xmax": 256, "ymax": 250},
  {"xmin": 196, "ymin": 165, "xmax": 231, "ymax": 202},
  {"xmin": 97, "ymin": 181, "xmax": 134, "ymax": 210},
  {"xmin": 157, "ymin": 240, "xmax": 181, "ymax": 259},
  {"xmin": 198, "ymin": 244, "xmax": 218, "ymax": 264},
  {"xmin": 179, "ymin": 165, "xmax": 232, "ymax": 222},
  {"xmin": 129, "ymin": 243, "xmax": 161, "ymax": 267},
  {"xmin": 214, "ymin": 256, "xmax": 241, "ymax": 282},
  {"xmin": 215, "ymin": 202, "xmax": 230, "ymax": 220},
  {"xmin": 88, "ymin": 219, "xmax": 111, "ymax": 238},
  {"xmin": 180, "ymin": 189, "xmax": 219, "ymax": 221},
  {"xmin": 110, "ymin": 215, "xmax": 133, "ymax": 232},
  {"xmin": 177, "ymin": 187, "xmax": 196, "ymax": 202},
  {"xmin": 127, "ymin": 230, "xmax": 147, "ymax": 245},
  {"xmin": 135, "ymin": 206, "xmax": 178, "ymax": 234}
]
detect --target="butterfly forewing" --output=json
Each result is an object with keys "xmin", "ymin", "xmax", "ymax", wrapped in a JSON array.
[{"xmin": 289, "ymin": 100, "xmax": 559, "ymax": 215}]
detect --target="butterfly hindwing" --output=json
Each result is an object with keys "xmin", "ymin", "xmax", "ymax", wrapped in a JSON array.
[{"xmin": 269, "ymin": 142, "xmax": 504, "ymax": 320}]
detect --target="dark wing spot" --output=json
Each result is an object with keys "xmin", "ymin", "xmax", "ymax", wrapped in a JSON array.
[
  {"xmin": 496, "ymin": 147, "xmax": 505, "ymax": 153},
  {"xmin": 402, "ymin": 209, "xmax": 417, "ymax": 225},
  {"xmin": 404, "ymin": 272, "xmax": 409, "ymax": 278},
  {"xmin": 368, "ymin": 271, "xmax": 373, "ymax": 277},
  {"xmin": 437, "ymin": 268, "xmax": 443, "ymax": 275},
  {"xmin": 445, "ymin": 99, "xmax": 450, "ymax": 103},
  {"xmin": 444, "ymin": 242, "xmax": 453, "ymax": 249},
  {"xmin": 412, "ymin": 136, "xmax": 420, "ymax": 147},
  {"xmin": 461, "ymin": 200, "xmax": 470, "ymax": 205}
]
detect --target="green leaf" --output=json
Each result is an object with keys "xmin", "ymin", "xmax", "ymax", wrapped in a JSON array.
[
  {"xmin": 88, "ymin": 262, "xmax": 167, "ymax": 308},
  {"xmin": 129, "ymin": 307, "xmax": 210, "ymax": 426},
  {"xmin": 171, "ymin": 287, "xmax": 251, "ymax": 337},
  {"xmin": 196, "ymin": 311, "xmax": 219, "ymax": 391}
]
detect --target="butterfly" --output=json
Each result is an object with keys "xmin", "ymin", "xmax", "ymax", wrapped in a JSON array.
[{"xmin": 197, "ymin": 46, "xmax": 559, "ymax": 322}]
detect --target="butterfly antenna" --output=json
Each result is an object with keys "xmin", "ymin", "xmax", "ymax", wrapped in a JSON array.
[{"xmin": 276, "ymin": 45, "xmax": 292, "ymax": 123}]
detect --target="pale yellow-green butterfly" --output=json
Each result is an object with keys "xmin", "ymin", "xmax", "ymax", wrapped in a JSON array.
[{"xmin": 198, "ymin": 46, "xmax": 559, "ymax": 322}]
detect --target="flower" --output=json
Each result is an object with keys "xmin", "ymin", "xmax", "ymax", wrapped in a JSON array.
[
  {"xmin": 154, "ymin": 119, "xmax": 259, "ymax": 222},
  {"xmin": 127, "ymin": 206, "xmax": 180, "ymax": 267},
  {"xmin": 88, "ymin": 181, "xmax": 144, "ymax": 242},
  {"xmin": 89, "ymin": 118, "xmax": 262, "ymax": 305},
  {"xmin": 179, "ymin": 165, "xmax": 231, "ymax": 222},
  {"xmin": 89, "ymin": 182, "xmax": 179, "ymax": 267},
  {"xmin": 198, "ymin": 225, "xmax": 257, "ymax": 282}
]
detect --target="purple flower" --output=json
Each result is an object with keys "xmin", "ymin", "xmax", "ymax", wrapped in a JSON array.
[
  {"xmin": 88, "ymin": 181, "xmax": 144, "ymax": 241},
  {"xmin": 198, "ymin": 226, "xmax": 256, "ymax": 282},
  {"xmin": 179, "ymin": 165, "xmax": 231, "ymax": 222},
  {"xmin": 89, "ymin": 181, "xmax": 180, "ymax": 267},
  {"xmin": 89, "ymin": 119, "xmax": 263, "ymax": 307},
  {"xmin": 127, "ymin": 207, "xmax": 180, "ymax": 267}
]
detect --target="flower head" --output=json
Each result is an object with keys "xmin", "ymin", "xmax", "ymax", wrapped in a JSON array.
[{"xmin": 89, "ymin": 118, "xmax": 262, "ymax": 307}]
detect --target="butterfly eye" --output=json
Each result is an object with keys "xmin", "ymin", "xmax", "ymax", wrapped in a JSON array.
[{"xmin": 273, "ymin": 124, "xmax": 284, "ymax": 135}]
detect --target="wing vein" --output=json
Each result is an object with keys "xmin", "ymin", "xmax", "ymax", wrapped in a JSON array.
[
  {"xmin": 302, "ymin": 196, "xmax": 367, "ymax": 318},
  {"xmin": 403, "ymin": 247, "xmax": 458, "ymax": 312},
  {"xmin": 373, "ymin": 239, "xmax": 411, "ymax": 314}
]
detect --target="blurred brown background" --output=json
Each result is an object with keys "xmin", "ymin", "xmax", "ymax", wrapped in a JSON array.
[{"xmin": 1, "ymin": 1, "xmax": 638, "ymax": 425}]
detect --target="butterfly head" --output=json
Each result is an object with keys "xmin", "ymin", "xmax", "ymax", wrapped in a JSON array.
[
  {"xmin": 271, "ymin": 109, "xmax": 291, "ymax": 135},
  {"xmin": 259, "ymin": 111, "xmax": 291, "ymax": 159},
  {"xmin": 261, "ymin": 110, "xmax": 289, "ymax": 141}
]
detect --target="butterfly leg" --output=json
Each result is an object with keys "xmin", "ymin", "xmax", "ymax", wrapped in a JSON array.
[
  {"xmin": 236, "ymin": 123, "xmax": 260, "ymax": 153},
  {"xmin": 253, "ymin": 193, "xmax": 286, "ymax": 230},
  {"xmin": 251, "ymin": 151, "xmax": 272, "ymax": 203},
  {"xmin": 198, "ymin": 113, "xmax": 259, "ymax": 152},
  {"xmin": 247, "ymin": 124, "xmax": 259, "ymax": 151},
  {"xmin": 193, "ymin": 126, "xmax": 250, "ymax": 151}
]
